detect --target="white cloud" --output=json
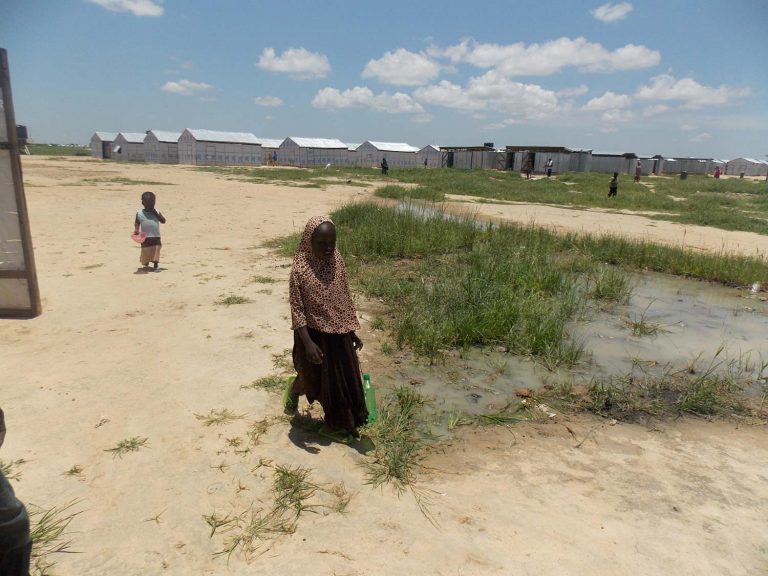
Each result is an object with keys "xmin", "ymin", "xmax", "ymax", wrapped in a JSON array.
[
  {"xmin": 643, "ymin": 104, "xmax": 669, "ymax": 117},
  {"xmin": 86, "ymin": 0, "xmax": 163, "ymax": 16},
  {"xmin": 635, "ymin": 74, "xmax": 750, "ymax": 108},
  {"xmin": 689, "ymin": 132, "xmax": 712, "ymax": 143},
  {"xmin": 257, "ymin": 47, "xmax": 331, "ymax": 80},
  {"xmin": 160, "ymin": 79, "xmax": 212, "ymax": 96},
  {"xmin": 600, "ymin": 126, "xmax": 619, "ymax": 134},
  {"xmin": 583, "ymin": 91, "xmax": 632, "ymax": 111},
  {"xmin": 557, "ymin": 85, "xmax": 589, "ymax": 97},
  {"xmin": 253, "ymin": 96, "xmax": 283, "ymax": 107},
  {"xmin": 600, "ymin": 109, "xmax": 633, "ymax": 124},
  {"xmin": 413, "ymin": 71, "xmax": 560, "ymax": 120},
  {"xmin": 591, "ymin": 2, "xmax": 633, "ymax": 23},
  {"xmin": 427, "ymin": 37, "xmax": 660, "ymax": 76},
  {"xmin": 484, "ymin": 119, "xmax": 517, "ymax": 130},
  {"xmin": 679, "ymin": 123, "xmax": 698, "ymax": 131},
  {"xmin": 362, "ymin": 49, "xmax": 442, "ymax": 86},
  {"xmin": 411, "ymin": 114, "xmax": 434, "ymax": 124},
  {"xmin": 312, "ymin": 86, "xmax": 424, "ymax": 114}
]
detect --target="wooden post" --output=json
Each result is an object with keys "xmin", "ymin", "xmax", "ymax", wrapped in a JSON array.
[{"xmin": 0, "ymin": 48, "xmax": 42, "ymax": 317}]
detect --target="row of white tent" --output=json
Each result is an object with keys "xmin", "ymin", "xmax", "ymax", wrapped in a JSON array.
[
  {"xmin": 90, "ymin": 129, "xmax": 435, "ymax": 168},
  {"xmin": 90, "ymin": 130, "xmax": 768, "ymax": 177}
]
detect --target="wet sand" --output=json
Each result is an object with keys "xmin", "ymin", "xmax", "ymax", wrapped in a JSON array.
[{"xmin": 0, "ymin": 157, "xmax": 766, "ymax": 575}]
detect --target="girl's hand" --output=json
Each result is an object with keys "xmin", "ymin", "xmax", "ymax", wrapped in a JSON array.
[
  {"xmin": 305, "ymin": 341, "xmax": 324, "ymax": 364},
  {"xmin": 351, "ymin": 333, "xmax": 364, "ymax": 351}
]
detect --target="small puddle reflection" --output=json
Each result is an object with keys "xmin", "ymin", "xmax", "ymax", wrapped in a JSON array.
[{"xmin": 374, "ymin": 271, "xmax": 768, "ymax": 432}]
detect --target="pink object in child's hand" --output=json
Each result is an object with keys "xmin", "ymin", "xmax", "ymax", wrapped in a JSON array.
[{"xmin": 131, "ymin": 232, "xmax": 147, "ymax": 244}]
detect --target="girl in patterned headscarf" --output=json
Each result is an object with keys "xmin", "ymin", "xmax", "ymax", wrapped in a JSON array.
[{"xmin": 286, "ymin": 216, "xmax": 367, "ymax": 442}]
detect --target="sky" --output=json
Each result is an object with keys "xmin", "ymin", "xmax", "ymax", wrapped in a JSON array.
[{"xmin": 1, "ymin": 0, "xmax": 767, "ymax": 159}]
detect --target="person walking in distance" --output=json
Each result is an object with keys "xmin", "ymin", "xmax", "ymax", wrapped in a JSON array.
[
  {"xmin": 545, "ymin": 158, "xmax": 554, "ymax": 177},
  {"xmin": 608, "ymin": 172, "xmax": 619, "ymax": 198}
]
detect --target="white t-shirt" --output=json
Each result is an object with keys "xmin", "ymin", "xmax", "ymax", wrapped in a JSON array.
[{"xmin": 135, "ymin": 209, "xmax": 161, "ymax": 237}]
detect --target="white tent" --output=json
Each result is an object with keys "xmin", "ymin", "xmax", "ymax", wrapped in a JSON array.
[
  {"xmin": 112, "ymin": 132, "xmax": 146, "ymax": 162},
  {"xmin": 255, "ymin": 138, "xmax": 283, "ymax": 165},
  {"xmin": 144, "ymin": 130, "xmax": 180, "ymax": 164},
  {"xmin": 178, "ymin": 129, "xmax": 261, "ymax": 166},
  {"xmin": 725, "ymin": 158, "xmax": 768, "ymax": 177},
  {"xmin": 90, "ymin": 131, "xmax": 118, "ymax": 159},
  {"xmin": 357, "ymin": 141, "xmax": 419, "ymax": 168},
  {"xmin": 416, "ymin": 145, "xmax": 441, "ymax": 168},
  {"xmin": 346, "ymin": 143, "xmax": 361, "ymax": 166},
  {"xmin": 278, "ymin": 137, "xmax": 349, "ymax": 167}
]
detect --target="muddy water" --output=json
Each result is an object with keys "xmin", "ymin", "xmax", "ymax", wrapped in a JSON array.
[{"xmin": 373, "ymin": 272, "xmax": 768, "ymax": 426}]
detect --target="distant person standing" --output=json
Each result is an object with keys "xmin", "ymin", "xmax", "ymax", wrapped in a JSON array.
[
  {"xmin": 381, "ymin": 157, "xmax": 389, "ymax": 175},
  {"xmin": 424, "ymin": 157, "xmax": 428, "ymax": 168},
  {"xmin": 713, "ymin": 166, "xmax": 721, "ymax": 179},
  {"xmin": 545, "ymin": 158, "xmax": 554, "ymax": 177},
  {"xmin": 0, "ymin": 408, "xmax": 32, "ymax": 576},
  {"xmin": 608, "ymin": 172, "xmax": 619, "ymax": 198},
  {"xmin": 634, "ymin": 160, "xmax": 642, "ymax": 184},
  {"xmin": 271, "ymin": 150, "xmax": 278, "ymax": 166},
  {"xmin": 523, "ymin": 155, "xmax": 533, "ymax": 179}
]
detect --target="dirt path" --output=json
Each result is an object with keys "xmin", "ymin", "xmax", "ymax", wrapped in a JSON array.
[
  {"xmin": 444, "ymin": 194, "xmax": 768, "ymax": 258},
  {"xmin": 0, "ymin": 157, "xmax": 765, "ymax": 575}
]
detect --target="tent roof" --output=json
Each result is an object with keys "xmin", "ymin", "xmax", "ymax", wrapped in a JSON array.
[
  {"xmin": 285, "ymin": 137, "xmax": 348, "ymax": 149},
  {"xmin": 93, "ymin": 131, "xmax": 118, "ymax": 141},
  {"xmin": 148, "ymin": 130, "xmax": 181, "ymax": 143},
  {"xmin": 346, "ymin": 143, "xmax": 361, "ymax": 151},
  {"xmin": 418, "ymin": 145, "xmax": 440, "ymax": 152},
  {"xmin": 117, "ymin": 132, "xmax": 147, "ymax": 143},
  {"xmin": 365, "ymin": 141, "xmax": 419, "ymax": 153},
  {"xmin": 185, "ymin": 129, "xmax": 260, "ymax": 144},
  {"xmin": 255, "ymin": 138, "xmax": 283, "ymax": 148}
]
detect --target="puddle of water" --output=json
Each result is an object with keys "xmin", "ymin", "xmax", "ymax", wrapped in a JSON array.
[
  {"xmin": 373, "ymin": 271, "xmax": 768, "ymax": 433},
  {"xmin": 574, "ymin": 272, "xmax": 768, "ymax": 384}
]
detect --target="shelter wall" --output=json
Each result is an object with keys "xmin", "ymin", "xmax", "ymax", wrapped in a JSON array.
[
  {"xmin": 357, "ymin": 144, "xmax": 417, "ymax": 167},
  {"xmin": 416, "ymin": 148, "xmax": 441, "ymax": 168}
]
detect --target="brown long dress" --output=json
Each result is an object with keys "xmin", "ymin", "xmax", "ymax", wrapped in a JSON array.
[{"xmin": 288, "ymin": 216, "xmax": 368, "ymax": 431}]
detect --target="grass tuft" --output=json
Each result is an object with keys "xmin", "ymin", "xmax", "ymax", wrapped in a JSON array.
[
  {"xmin": 195, "ymin": 409, "xmax": 245, "ymax": 427},
  {"xmin": 29, "ymin": 500, "xmax": 82, "ymax": 576},
  {"xmin": 216, "ymin": 295, "xmax": 252, "ymax": 306},
  {"xmin": 104, "ymin": 437, "xmax": 149, "ymax": 458}
]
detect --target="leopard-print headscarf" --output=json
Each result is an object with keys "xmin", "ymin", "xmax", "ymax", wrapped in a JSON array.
[{"xmin": 289, "ymin": 216, "xmax": 360, "ymax": 333}]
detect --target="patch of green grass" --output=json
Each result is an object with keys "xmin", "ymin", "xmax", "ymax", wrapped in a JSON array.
[
  {"xmin": 195, "ymin": 409, "xmax": 245, "ymax": 427},
  {"xmin": 375, "ymin": 184, "xmax": 445, "ymax": 201},
  {"xmin": 251, "ymin": 275, "xmax": 276, "ymax": 284},
  {"xmin": 216, "ymin": 295, "xmax": 252, "ymax": 306},
  {"xmin": 195, "ymin": 165, "xmax": 372, "ymax": 189},
  {"xmin": 623, "ymin": 302, "xmax": 668, "ymax": 337},
  {"xmin": 271, "ymin": 348, "xmax": 293, "ymax": 372},
  {"xmin": 362, "ymin": 386, "xmax": 430, "ymax": 493},
  {"xmin": 241, "ymin": 375, "xmax": 286, "ymax": 392},
  {"xmin": 105, "ymin": 436, "xmax": 149, "ymax": 458},
  {"xmin": 370, "ymin": 316, "xmax": 385, "ymax": 331},
  {"xmin": 584, "ymin": 350, "xmax": 761, "ymax": 421},
  {"xmin": 210, "ymin": 461, "xmax": 343, "ymax": 562},
  {"xmin": 0, "ymin": 458, "xmax": 26, "ymax": 481},
  {"xmin": 62, "ymin": 465, "xmax": 83, "ymax": 477},
  {"xmin": 29, "ymin": 500, "xmax": 82, "ymax": 576},
  {"xmin": 81, "ymin": 177, "xmax": 174, "ymax": 186},
  {"xmin": 588, "ymin": 265, "xmax": 632, "ymax": 303},
  {"xmin": 28, "ymin": 144, "xmax": 90, "ymax": 156},
  {"xmin": 385, "ymin": 169, "xmax": 768, "ymax": 235}
]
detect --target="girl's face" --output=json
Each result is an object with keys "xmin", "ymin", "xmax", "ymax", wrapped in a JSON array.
[{"xmin": 310, "ymin": 223, "xmax": 336, "ymax": 260}]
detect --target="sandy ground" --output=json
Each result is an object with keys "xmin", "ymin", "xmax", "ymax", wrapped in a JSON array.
[
  {"xmin": 1, "ymin": 157, "xmax": 766, "ymax": 575},
  {"xmin": 443, "ymin": 193, "xmax": 768, "ymax": 258}
]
